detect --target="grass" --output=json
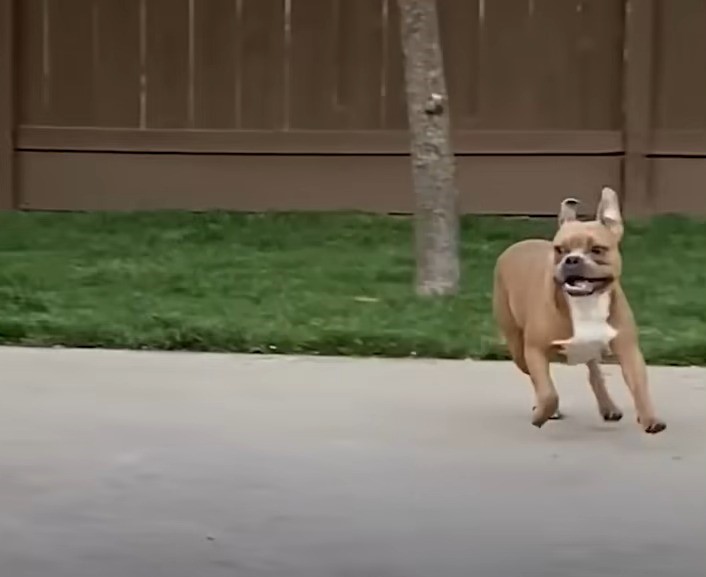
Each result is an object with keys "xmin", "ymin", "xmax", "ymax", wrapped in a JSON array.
[{"xmin": 0, "ymin": 211, "xmax": 705, "ymax": 365}]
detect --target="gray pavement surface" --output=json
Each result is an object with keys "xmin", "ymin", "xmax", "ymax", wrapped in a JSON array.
[{"xmin": 0, "ymin": 346, "xmax": 704, "ymax": 577}]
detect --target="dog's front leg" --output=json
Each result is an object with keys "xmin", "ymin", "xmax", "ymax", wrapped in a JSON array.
[
  {"xmin": 612, "ymin": 340, "xmax": 666, "ymax": 434},
  {"xmin": 524, "ymin": 346, "xmax": 559, "ymax": 428},
  {"xmin": 587, "ymin": 360, "xmax": 623, "ymax": 422}
]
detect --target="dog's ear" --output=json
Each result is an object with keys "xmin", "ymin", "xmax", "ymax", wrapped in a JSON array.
[
  {"xmin": 596, "ymin": 187, "xmax": 624, "ymax": 240},
  {"xmin": 558, "ymin": 198, "xmax": 580, "ymax": 226}
]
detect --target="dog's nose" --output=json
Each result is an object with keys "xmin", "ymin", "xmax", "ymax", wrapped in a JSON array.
[{"xmin": 564, "ymin": 255, "xmax": 582, "ymax": 267}]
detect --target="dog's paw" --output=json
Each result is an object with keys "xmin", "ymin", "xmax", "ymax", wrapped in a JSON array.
[
  {"xmin": 533, "ymin": 405, "xmax": 564, "ymax": 421},
  {"xmin": 531, "ymin": 398, "xmax": 560, "ymax": 428},
  {"xmin": 601, "ymin": 408, "xmax": 623, "ymax": 422},
  {"xmin": 638, "ymin": 416, "xmax": 667, "ymax": 434}
]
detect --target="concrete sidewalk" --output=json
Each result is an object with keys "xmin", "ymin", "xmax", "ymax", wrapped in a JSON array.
[{"xmin": 0, "ymin": 347, "xmax": 704, "ymax": 577}]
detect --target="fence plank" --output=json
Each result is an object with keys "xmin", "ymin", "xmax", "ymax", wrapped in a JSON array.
[
  {"xmin": 335, "ymin": 0, "xmax": 384, "ymax": 129},
  {"xmin": 622, "ymin": 0, "xmax": 655, "ymax": 216},
  {"xmin": 528, "ymin": 0, "xmax": 583, "ymax": 129},
  {"xmin": 654, "ymin": 0, "xmax": 706, "ymax": 130},
  {"xmin": 46, "ymin": 0, "xmax": 95, "ymax": 125},
  {"xmin": 477, "ymin": 0, "xmax": 532, "ymax": 128},
  {"xmin": 93, "ymin": 0, "xmax": 141, "ymax": 127},
  {"xmin": 194, "ymin": 0, "xmax": 238, "ymax": 129},
  {"xmin": 576, "ymin": 0, "xmax": 624, "ymax": 129},
  {"xmin": 438, "ymin": 0, "xmax": 479, "ymax": 129},
  {"xmin": 145, "ymin": 0, "xmax": 190, "ymax": 128},
  {"xmin": 383, "ymin": 0, "xmax": 407, "ymax": 129},
  {"xmin": 17, "ymin": 0, "xmax": 46, "ymax": 125},
  {"xmin": 240, "ymin": 0, "xmax": 285, "ymax": 129},
  {"xmin": 0, "ymin": 0, "xmax": 15, "ymax": 208},
  {"xmin": 289, "ymin": 0, "xmax": 340, "ymax": 129}
]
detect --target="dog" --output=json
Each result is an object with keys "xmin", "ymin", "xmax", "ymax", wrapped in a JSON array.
[{"xmin": 493, "ymin": 187, "xmax": 666, "ymax": 434}]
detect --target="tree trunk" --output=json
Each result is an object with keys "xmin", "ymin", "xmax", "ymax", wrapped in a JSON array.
[{"xmin": 398, "ymin": 0, "xmax": 460, "ymax": 296}]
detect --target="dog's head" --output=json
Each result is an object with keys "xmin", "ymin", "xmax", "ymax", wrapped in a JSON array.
[{"xmin": 552, "ymin": 187, "xmax": 624, "ymax": 297}]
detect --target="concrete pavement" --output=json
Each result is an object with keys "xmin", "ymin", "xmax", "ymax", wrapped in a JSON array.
[{"xmin": 0, "ymin": 347, "xmax": 704, "ymax": 577}]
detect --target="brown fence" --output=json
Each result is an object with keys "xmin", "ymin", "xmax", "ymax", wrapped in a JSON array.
[{"xmin": 0, "ymin": 0, "xmax": 704, "ymax": 214}]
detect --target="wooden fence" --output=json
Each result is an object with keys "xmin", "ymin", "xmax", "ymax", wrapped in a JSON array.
[{"xmin": 0, "ymin": 0, "xmax": 705, "ymax": 214}]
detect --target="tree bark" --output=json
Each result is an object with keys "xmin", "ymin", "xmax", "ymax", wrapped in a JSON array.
[{"xmin": 398, "ymin": 0, "xmax": 460, "ymax": 296}]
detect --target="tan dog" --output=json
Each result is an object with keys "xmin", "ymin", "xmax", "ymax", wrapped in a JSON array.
[{"xmin": 493, "ymin": 187, "xmax": 666, "ymax": 434}]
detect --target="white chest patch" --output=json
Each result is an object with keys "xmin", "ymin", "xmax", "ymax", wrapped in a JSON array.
[{"xmin": 555, "ymin": 293, "xmax": 617, "ymax": 365}]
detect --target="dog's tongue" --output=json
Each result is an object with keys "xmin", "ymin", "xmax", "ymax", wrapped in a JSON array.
[{"xmin": 565, "ymin": 278, "xmax": 592, "ymax": 294}]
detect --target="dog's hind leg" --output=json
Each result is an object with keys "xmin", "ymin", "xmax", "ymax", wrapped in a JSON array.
[
  {"xmin": 504, "ymin": 329, "xmax": 529, "ymax": 375},
  {"xmin": 510, "ymin": 331, "xmax": 563, "ymax": 421},
  {"xmin": 494, "ymin": 277, "xmax": 562, "ymax": 422},
  {"xmin": 502, "ymin": 326, "xmax": 564, "ymax": 421},
  {"xmin": 492, "ymin": 278, "xmax": 529, "ymax": 374},
  {"xmin": 524, "ymin": 346, "xmax": 560, "ymax": 428}
]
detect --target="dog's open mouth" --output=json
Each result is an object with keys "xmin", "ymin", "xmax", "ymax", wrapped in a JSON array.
[{"xmin": 562, "ymin": 275, "xmax": 612, "ymax": 297}]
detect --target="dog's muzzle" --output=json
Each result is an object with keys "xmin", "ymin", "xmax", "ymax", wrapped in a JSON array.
[{"xmin": 556, "ymin": 256, "xmax": 612, "ymax": 297}]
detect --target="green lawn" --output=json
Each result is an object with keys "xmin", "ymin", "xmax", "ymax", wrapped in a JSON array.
[{"xmin": 0, "ymin": 211, "xmax": 704, "ymax": 365}]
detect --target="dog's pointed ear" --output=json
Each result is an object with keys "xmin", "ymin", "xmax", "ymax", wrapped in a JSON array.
[
  {"xmin": 558, "ymin": 198, "xmax": 580, "ymax": 226},
  {"xmin": 596, "ymin": 186, "xmax": 624, "ymax": 240}
]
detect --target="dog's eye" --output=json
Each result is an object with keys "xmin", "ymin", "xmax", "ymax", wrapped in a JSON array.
[
  {"xmin": 591, "ymin": 245, "xmax": 608, "ymax": 256},
  {"xmin": 553, "ymin": 246, "xmax": 564, "ymax": 255}
]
